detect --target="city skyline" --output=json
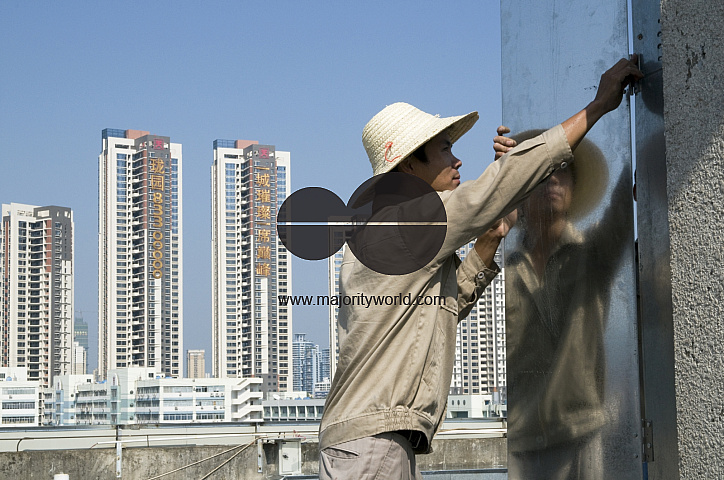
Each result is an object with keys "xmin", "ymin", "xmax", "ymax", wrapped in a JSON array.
[{"xmin": 0, "ymin": 2, "xmax": 504, "ymax": 373}]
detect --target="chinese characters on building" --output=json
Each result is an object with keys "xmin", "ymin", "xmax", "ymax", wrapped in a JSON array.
[
  {"xmin": 149, "ymin": 139, "xmax": 167, "ymax": 280},
  {"xmin": 255, "ymin": 166, "xmax": 273, "ymax": 277}
]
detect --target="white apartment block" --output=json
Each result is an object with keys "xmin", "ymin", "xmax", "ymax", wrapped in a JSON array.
[
  {"xmin": 451, "ymin": 245, "xmax": 506, "ymax": 396},
  {"xmin": 211, "ymin": 140, "xmax": 291, "ymax": 391},
  {"xmin": 0, "ymin": 367, "xmax": 42, "ymax": 427},
  {"xmin": 98, "ymin": 129, "xmax": 183, "ymax": 379},
  {"xmin": 52, "ymin": 367, "xmax": 262, "ymax": 426},
  {"xmin": 1, "ymin": 203, "xmax": 74, "ymax": 387},
  {"xmin": 51, "ymin": 373, "xmax": 95, "ymax": 425}
]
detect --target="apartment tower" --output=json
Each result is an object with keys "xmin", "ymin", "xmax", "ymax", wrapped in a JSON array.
[
  {"xmin": 186, "ymin": 349, "xmax": 205, "ymax": 378},
  {"xmin": 327, "ymin": 246, "xmax": 345, "ymax": 380},
  {"xmin": 98, "ymin": 129, "xmax": 183, "ymax": 379},
  {"xmin": 211, "ymin": 140, "xmax": 291, "ymax": 391},
  {"xmin": 1, "ymin": 203, "xmax": 74, "ymax": 386},
  {"xmin": 450, "ymin": 244, "xmax": 507, "ymax": 395}
]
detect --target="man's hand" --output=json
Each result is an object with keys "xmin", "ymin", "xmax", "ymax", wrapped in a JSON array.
[
  {"xmin": 493, "ymin": 126, "xmax": 518, "ymax": 160},
  {"xmin": 562, "ymin": 55, "xmax": 643, "ymax": 151},
  {"xmin": 489, "ymin": 209, "xmax": 518, "ymax": 238},
  {"xmin": 474, "ymin": 210, "xmax": 518, "ymax": 266},
  {"xmin": 592, "ymin": 54, "xmax": 644, "ymax": 114}
]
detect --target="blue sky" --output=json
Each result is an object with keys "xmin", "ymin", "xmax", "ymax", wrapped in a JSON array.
[{"xmin": 0, "ymin": 1, "xmax": 503, "ymax": 372}]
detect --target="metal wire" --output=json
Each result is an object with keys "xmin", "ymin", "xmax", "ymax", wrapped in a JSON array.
[
  {"xmin": 200, "ymin": 442, "xmax": 255, "ymax": 479},
  {"xmin": 145, "ymin": 443, "xmax": 250, "ymax": 480}
]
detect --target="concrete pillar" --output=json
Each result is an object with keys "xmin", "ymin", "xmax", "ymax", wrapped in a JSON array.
[{"xmin": 662, "ymin": 0, "xmax": 724, "ymax": 477}]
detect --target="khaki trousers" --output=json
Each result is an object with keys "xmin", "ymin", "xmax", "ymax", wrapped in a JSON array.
[
  {"xmin": 319, "ymin": 432, "xmax": 423, "ymax": 480},
  {"xmin": 509, "ymin": 431, "xmax": 603, "ymax": 480}
]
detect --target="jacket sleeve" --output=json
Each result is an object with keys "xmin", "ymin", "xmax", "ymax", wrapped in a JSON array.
[
  {"xmin": 427, "ymin": 124, "xmax": 573, "ymax": 273},
  {"xmin": 457, "ymin": 247, "xmax": 501, "ymax": 321}
]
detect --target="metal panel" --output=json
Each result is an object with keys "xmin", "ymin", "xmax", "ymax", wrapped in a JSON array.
[
  {"xmin": 632, "ymin": 0, "xmax": 679, "ymax": 478},
  {"xmin": 501, "ymin": 1, "xmax": 642, "ymax": 478}
]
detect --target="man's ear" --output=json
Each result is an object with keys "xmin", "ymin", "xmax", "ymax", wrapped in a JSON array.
[{"xmin": 397, "ymin": 158, "xmax": 413, "ymax": 174}]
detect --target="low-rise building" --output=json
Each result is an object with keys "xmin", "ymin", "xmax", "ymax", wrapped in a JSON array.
[
  {"xmin": 50, "ymin": 367, "xmax": 263, "ymax": 426},
  {"xmin": 313, "ymin": 379, "xmax": 330, "ymax": 399},
  {"xmin": 446, "ymin": 393, "xmax": 507, "ymax": 419},
  {"xmin": 263, "ymin": 397, "xmax": 325, "ymax": 422},
  {"xmin": 0, "ymin": 367, "xmax": 41, "ymax": 427}
]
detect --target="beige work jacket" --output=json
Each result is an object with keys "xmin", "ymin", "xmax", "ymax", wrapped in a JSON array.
[{"xmin": 319, "ymin": 125, "xmax": 574, "ymax": 453}]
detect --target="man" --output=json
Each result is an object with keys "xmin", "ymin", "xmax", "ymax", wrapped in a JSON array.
[
  {"xmin": 502, "ymin": 131, "xmax": 632, "ymax": 479},
  {"xmin": 319, "ymin": 57, "xmax": 642, "ymax": 480}
]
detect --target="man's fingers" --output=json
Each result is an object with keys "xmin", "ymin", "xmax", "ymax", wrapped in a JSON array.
[
  {"xmin": 493, "ymin": 136, "xmax": 517, "ymax": 148},
  {"xmin": 493, "ymin": 126, "xmax": 516, "ymax": 160},
  {"xmin": 594, "ymin": 56, "xmax": 644, "ymax": 113},
  {"xmin": 493, "ymin": 142, "xmax": 511, "ymax": 153},
  {"xmin": 612, "ymin": 57, "xmax": 644, "ymax": 81}
]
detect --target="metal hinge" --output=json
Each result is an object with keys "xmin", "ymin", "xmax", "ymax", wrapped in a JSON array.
[
  {"xmin": 642, "ymin": 419, "xmax": 654, "ymax": 462},
  {"xmin": 628, "ymin": 53, "xmax": 642, "ymax": 96}
]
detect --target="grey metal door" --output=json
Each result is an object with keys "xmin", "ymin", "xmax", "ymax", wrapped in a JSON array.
[{"xmin": 501, "ymin": 1, "xmax": 643, "ymax": 478}]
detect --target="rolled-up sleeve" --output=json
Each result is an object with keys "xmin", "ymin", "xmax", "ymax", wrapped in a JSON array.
[{"xmin": 457, "ymin": 247, "xmax": 501, "ymax": 320}]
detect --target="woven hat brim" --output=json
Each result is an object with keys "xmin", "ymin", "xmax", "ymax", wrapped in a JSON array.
[
  {"xmin": 363, "ymin": 104, "xmax": 479, "ymax": 176},
  {"xmin": 512, "ymin": 129, "xmax": 608, "ymax": 220},
  {"xmin": 376, "ymin": 111, "xmax": 479, "ymax": 176}
]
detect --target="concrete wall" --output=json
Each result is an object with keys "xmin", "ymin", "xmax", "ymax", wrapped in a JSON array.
[
  {"xmin": 662, "ymin": 0, "xmax": 724, "ymax": 477},
  {"xmin": 0, "ymin": 438, "xmax": 507, "ymax": 479}
]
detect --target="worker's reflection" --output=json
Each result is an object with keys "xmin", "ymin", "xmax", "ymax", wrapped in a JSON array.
[{"xmin": 504, "ymin": 130, "xmax": 631, "ymax": 480}]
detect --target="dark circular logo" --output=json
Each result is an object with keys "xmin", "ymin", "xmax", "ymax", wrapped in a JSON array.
[{"xmin": 277, "ymin": 172, "xmax": 447, "ymax": 275}]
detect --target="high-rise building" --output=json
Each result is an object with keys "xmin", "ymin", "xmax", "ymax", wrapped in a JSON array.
[
  {"xmin": 1, "ymin": 203, "xmax": 74, "ymax": 386},
  {"xmin": 450, "ymin": 244, "xmax": 506, "ymax": 395},
  {"xmin": 98, "ymin": 129, "xmax": 183, "ymax": 379},
  {"xmin": 292, "ymin": 333, "xmax": 327, "ymax": 396},
  {"xmin": 74, "ymin": 312, "xmax": 88, "ymax": 374},
  {"xmin": 72, "ymin": 342, "xmax": 86, "ymax": 375},
  {"xmin": 320, "ymin": 347, "xmax": 330, "ymax": 386},
  {"xmin": 187, "ymin": 349, "xmax": 205, "ymax": 378},
  {"xmin": 327, "ymin": 246, "xmax": 345, "ymax": 381},
  {"xmin": 74, "ymin": 312, "xmax": 88, "ymax": 350},
  {"xmin": 292, "ymin": 333, "xmax": 312, "ymax": 393},
  {"xmin": 211, "ymin": 140, "xmax": 291, "ymax": 390}
]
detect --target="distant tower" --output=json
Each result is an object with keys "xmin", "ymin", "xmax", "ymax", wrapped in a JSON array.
[
  {"xmin": 450, "ymin": 244, "xmax": 506, "ymax": 395},
  {"xmin": 73, "ymin": 342, "xmax": 87, "ymax": 375},
  {"xmin": 327, "ymin": 245, "xmax": 345, "ymax": 380},
  {"xmin": 74, "ymin": 312, "xmax": 88, "ymax": 374},
  {"xmin": 293, "ymin": 333, "xmax": 324, "ymax": 395},
  {"xmin": 320, "ymin": 347, "xmax": 331, "ymax": 383},
  {"xmin": 1, "ymin": 203, "xmax": 74, "ymax": 386},
  {"xmin": 186, "ymin": 349, "xmax": 205, "ymax": 378},
  {"xmin": 211, "ymin": 140, "xmax": 291, "ymax": 390},
  {"xmin": 98, "ymin": 129, "xmax": 183, "ymax": 379}
]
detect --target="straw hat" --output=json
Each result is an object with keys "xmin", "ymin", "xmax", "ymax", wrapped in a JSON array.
[
  {"xmin": 512, "ymin": 129, "xmax": 608, "ymax": 220},
  {"xmin": 363, "ymin": 102, "xmax": 479, "ymax": 176}
]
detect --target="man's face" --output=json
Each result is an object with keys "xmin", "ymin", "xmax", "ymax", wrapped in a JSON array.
[
  {"xmin": 527, "ymin": 167, "xmax": 574, "ymax": 220},
  {"xmin": 405, "ymin": 131, "xmax": 462, "ymax": 191}
]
